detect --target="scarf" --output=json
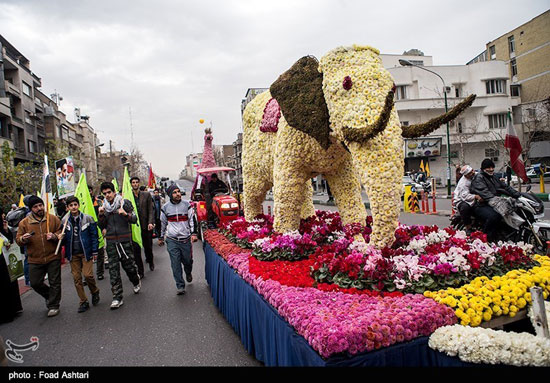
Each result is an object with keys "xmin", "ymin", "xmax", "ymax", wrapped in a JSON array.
[{"xmin": 103, "ymin": 194, "xmax": 123, "ymax": 213}]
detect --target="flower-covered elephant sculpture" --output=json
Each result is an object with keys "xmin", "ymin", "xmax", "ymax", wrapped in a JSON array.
[{"xmin": 242, "ymin": 45, "xmax": 475, "ymax": 248}]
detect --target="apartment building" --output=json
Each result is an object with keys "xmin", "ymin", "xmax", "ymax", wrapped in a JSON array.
[
  {"xmin": 469, "ymin": 10, "xmax": 550, "ymax": 164},
  {"xmin": 0, "ymin": 34, "xmax": 44, "ymax": 164},
  {"xmin": 387, "ymin": 58, "xmax": 521, "ymax": 184}
]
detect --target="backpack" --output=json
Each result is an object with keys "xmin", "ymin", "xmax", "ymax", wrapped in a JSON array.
[{"xmin": 6, "ymin": 207, "xmax": 28, "ymax": 229}]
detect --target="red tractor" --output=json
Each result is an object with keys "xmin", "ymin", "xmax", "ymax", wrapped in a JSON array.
[{"xmin": 190, "ymin": 166, "xmax": 241, "ymax": 240}]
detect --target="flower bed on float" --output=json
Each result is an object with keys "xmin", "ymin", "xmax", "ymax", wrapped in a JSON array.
[{"xmin": 208, "ymin": 210, "xmax": 550, "ymax": 361}]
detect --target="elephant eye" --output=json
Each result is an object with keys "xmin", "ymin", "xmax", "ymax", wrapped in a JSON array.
[{"xmin": 343, "ymin": 76, "xmax": 352, "ymax": 90}]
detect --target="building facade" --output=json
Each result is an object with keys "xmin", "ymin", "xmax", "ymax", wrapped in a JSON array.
[
  {"xmin": 468, "ymin": 10, "xmax": 550, "ymax": 165},
  {"xmin": 0, "ymin": 34, "xmax": 44, "ymax": 164},
  {"xmin": 388, "ymin": 59, "xmax": 520, "ymax": 185}
]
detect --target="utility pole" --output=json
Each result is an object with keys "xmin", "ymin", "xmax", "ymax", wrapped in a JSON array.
[{"xmin": 129, "ymin": 106, "xmax": 135, "ymax": 150}]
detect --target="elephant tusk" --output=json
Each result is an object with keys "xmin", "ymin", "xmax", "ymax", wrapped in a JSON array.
[
  {"xmin": 342, "ymin": 87, "xmax": 395, "ymax": 143},
  {"xmin": 401, "ymin": 94, "xmax": 476, "ymax": 138}
]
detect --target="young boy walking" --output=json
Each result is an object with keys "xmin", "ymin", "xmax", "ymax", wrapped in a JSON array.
[{"xmin": 61, "ymin": 196, "xmax": 100, "ymax": 313}]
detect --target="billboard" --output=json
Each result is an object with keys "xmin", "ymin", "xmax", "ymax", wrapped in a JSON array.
[
  {"xmin": 404, "ymin": 137, "xmax": 442, "ymax": 158},
  {"xmin": 55, "ymin": 156, "xmax": 75, "ymax": 198}
]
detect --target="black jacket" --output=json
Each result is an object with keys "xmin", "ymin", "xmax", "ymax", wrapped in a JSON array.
[
  {"xmin": 98, "ymin": 199, "xmax": 137, "ymax": 243},
  {"xmin": 208, "ymin": 179, "xmax": 228, "ymax": 195},
  {"xmin": 470, "ymin": 171, "xmax": 521, "ymax": 204}
]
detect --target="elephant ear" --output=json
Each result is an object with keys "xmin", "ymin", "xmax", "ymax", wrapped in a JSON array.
[{"xmin": 270, "ymin": 56, "xmax": 331, "ymax": 149}]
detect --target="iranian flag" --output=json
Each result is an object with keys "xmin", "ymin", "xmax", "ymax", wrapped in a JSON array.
[{"xmin": 504, "ymin": 111, "xmax": 529, "ymax": 183}]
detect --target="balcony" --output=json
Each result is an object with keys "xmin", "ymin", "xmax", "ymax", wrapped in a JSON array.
[
  {"xmin": 5, "ymin": 80, "xmax": 21, "ymax": 97},
  {"xmin": 0, "ymin": 97, "xmax": 10, "ymax": 117}
]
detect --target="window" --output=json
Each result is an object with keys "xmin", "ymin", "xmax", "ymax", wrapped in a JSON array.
[
  {"xmin": 56, "ymin": 125, "xmax": 62, "ymax": 139},
  {"xmin": 508, "ymin": 35, "xmax": 515, "ymax": 54},
  {"xmin": 28, "ymin": 140, "xmax": 37, "ymax": 153},
  {"xmin": 510, "ymin": 85, "xmax": 521, "ymax": 97},
  {"xmin": 485, "ymin": 79, "xmax": 506, "ymax": 95},
  {"xmin": 0, "ymin": 120, "xmax": 10, "ymax": 138},
  {"xmin": 485, "ymin": 148, "xmax": 499, "ymax": 158},
  {"xmin": 22, "ymin": 82, "xmax": 32, "ymax": 97},
  {"xmin": 510, "ymin": 59, "xmax": 517, "ymax": 77},
  {"xmin": 394, "ymin": 85, "xmax": 407, "ymax": 100},
  {"xmin": 24, "ymin": 111, "xmax": 33, "ymax": 125},
  {"xmin": 457, "ymin": 121, "xmax": 463, "ymax": 134},
  {"xmin": 489, "ymin": 45, "xmax": 496, "ymax": 60},
  {"xmin": 401, "ymin": 121, "xmax": 409, "ymax": 126},
  {"xmin": 488, "ymin": 113, "xmax": 507, "ymax": 129},
  {"xmin": 454, "ymin": 85, "xmax": 463, "ymax": 98}
]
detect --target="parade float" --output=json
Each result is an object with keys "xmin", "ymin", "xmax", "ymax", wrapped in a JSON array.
[{"xmin": 202, "ymin": 45, "xmax": 550, "ymax": 366}]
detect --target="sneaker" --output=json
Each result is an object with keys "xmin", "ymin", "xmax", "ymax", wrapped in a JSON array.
[
  {"xmin": 133, "ymin": 280, "xmax": 141, "ymax": 294},
  {"xmin": 97, "ymin": 275, "xmax": 104, "ymax": 280},
  {"xmin": 78, "ymin": 302, "xmax": 90, "ymax": 313},
  {"xmin": 92, "ymin": 291, "xmax": 100, "ymax": 306},
  {"xmin": 110, "ymin": 299, "xmax": 123, "ymax": 310},
  {"xmin": 149, "ymin": 262, "xmax": 155, "ymax": 271},
  {"xmin": 47, "ymin": 309, "xmax": 60, "ymax": 317},
  {"xmin": 176, "ymin": 288, "xmax": 185, "ymax": 295},
  {"xmin": 186, "ymin": 273, "xmax": 193, "ymax": 283}
]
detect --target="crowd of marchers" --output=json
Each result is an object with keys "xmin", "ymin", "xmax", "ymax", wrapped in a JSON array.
[{"xmin": 0, "ymin": 177, "xmax": 199, "ymax": 323}]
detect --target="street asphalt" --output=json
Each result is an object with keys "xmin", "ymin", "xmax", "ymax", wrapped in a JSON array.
[{"xmin": 0, "ymin": 239, "xmax": 262, "ymax": 367}]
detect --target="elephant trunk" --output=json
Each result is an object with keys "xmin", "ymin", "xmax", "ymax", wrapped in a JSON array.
[
  {"xmin": 401, "ymin": 94, "xmax": 476, "ymax": 138},
  {"xmin": 342, "ymin": 86, "xmax": 395, "ymax": 143}
]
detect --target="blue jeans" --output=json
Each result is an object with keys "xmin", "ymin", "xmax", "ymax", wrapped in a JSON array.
[{"xmin": 166, "ymin": 238, "xmax": 193, "ymax": 290}]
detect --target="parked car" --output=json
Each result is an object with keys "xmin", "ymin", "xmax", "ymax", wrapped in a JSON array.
[{"xmin": 526, "ymin": 168, "xmax": 550, "ymax": 183}]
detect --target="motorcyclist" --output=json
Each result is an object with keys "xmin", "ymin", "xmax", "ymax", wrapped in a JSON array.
[
  {"xmin": 470, "ymin": 158, "xmax": 521, "ymax": 242},
  {"xmin": 454, "ymin": 165, "xmax": 482, "ymax": 235}
]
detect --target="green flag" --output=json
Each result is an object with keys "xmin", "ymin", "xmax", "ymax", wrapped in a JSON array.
[
  {"xmin": 112, "ymin": 178, "xmax": 120, "ymax": 193},
  {"xmin": 122, "ymin": 167, "xmax": 142, "ymax": 248},
  {"xmin": 74, "ymin": 173, "xmax": 105, "ymax": 249}
]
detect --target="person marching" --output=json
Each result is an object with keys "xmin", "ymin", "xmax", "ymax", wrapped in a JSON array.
[
  {"xmin": 158, "ymin": 184, "xmax": 197, "ymax": 295},
  {"xmin": 60, "ymin": 196, "xmax": 100, "ymax": 313},
  {"xmin": 130, "ymin": 177, "xmax": 155, "ymax": 277},
  {"xmin": 97, "ymin": 182, "xmax": 141, "ymax": 309},
  {"xmin": 15, "ymin": 196, "xmax": 63, "ymax": 317}
]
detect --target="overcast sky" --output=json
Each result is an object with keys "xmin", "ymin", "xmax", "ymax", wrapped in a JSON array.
[{"xmin": 1, "ymin": 0, "xmax": 548, "ymax": 179}]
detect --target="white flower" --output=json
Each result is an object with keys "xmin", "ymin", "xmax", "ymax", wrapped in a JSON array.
[{"xmin": 429, "ymin": 325, "xmax": 550, "ymax": 366}]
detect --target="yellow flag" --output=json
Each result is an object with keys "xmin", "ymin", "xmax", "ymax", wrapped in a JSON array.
[
  {"xmin": 122, "ymin": 167, "xmax": 142, "ymax": 248},
  {"xmin": 18, "ymin": 194, "xmax": 25, "ymax": 207},
  {"xmin": 74, "ymin": 173, "xmax": 105, "ymax": 249},
  {"xmin": 425, "ymin": 161, "xmax": 431, "ymax": 177},
  {"xmin": 419, "ymin": 160, "xmax": 425, "ymax": 173}
]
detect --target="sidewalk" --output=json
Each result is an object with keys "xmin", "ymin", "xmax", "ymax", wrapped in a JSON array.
[{"xmin": 265, "ymin": 193, "xmax": 453, "ymax": 217}]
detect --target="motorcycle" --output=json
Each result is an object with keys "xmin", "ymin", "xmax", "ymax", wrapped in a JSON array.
[{"xmin": 451, "ymin": 190, "xmax": 550, "ymax": 253}]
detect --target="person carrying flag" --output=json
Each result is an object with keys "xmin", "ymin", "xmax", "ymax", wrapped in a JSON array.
[{"xmin": 15, "ymin": 196, "xmax": 63, "ymax": 317}]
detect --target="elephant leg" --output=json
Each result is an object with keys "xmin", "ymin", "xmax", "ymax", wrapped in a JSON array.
[
  {"xmin": 243, "ymin": 176, "xmax": 272, "ymax": 221},
  {"xmin": 365, "ymin": 178, "xmax": 401, "ymax": 248},
  {"xmin": 324, "ymin": 160, "xmax": 367, "ymax": 227},
  {"xmin": 299, "ymin": 180, "xmax": 315, "ymax": 220},
  {"xmin": 272, "ymin": 166, "xmax": 309, "ymax": 233}
]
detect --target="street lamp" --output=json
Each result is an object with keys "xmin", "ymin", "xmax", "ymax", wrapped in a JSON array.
[{"xmin": 399, "ymin": 59, "xmax": 452, "ymax": 198}]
